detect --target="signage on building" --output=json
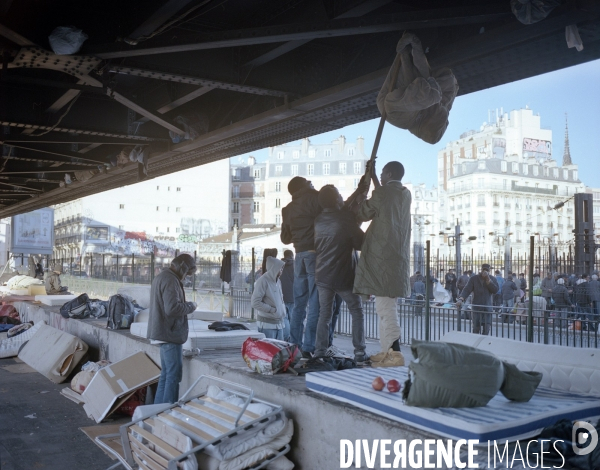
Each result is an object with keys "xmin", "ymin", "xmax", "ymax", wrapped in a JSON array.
[
  {"xmin": 85, "ymin": 226, "xmax": 109, "ymax": 242},
  {"xmin": 11, "ymin": 208, "xmax": 54, "ymax": 255},
  {"xmin": 523, "ymin": 138, "xmax": 551, "ymax": 158}
]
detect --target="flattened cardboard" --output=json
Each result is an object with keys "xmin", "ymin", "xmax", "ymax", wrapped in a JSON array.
[
  {"xmin": 18, "ymin": 324, "xmax": 88, "ymax": 383},
  {"xmin": 82, "ymin": 351, "xmax": 160, "ymax": 423}
]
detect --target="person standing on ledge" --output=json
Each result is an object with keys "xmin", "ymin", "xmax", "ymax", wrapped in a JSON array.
[
  {"xmin": 353, "ymin": 161, "xmax": 412, "ymax": 368},
  {"xmin": 148, "ymin": 253, "xmax": 197, "ymax": 404}
]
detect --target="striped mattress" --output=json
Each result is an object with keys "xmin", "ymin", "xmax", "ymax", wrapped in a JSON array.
[{"xmin": 306, "ymin": 367, "xmax": 600, "ymax": 442}]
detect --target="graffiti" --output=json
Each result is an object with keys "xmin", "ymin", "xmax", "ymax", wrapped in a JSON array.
[
  {"xmin": 178, "ymin": 234, "xmax": 202, "ymax": 243},
  {"xmin": 125, "ymin": 231, "xmax": 148, "ymax": 241},
  {"xmin": 523, "ymin": 138, "xmax": 551, "ymax": 156}
]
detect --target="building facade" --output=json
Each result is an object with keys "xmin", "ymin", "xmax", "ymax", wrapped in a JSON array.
[
  {"xmin": 438, "ymin": 108, "xmax": 585, "ymax": 257},
  {"xmin": 53, "ymin": 159, "xmax": 230, "ymax": 259},
  {"xmin": 230, "ymin": 136, "xmax": 369, "ymax": 227}
]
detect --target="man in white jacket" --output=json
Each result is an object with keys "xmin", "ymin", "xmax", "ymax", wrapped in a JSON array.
[{"xmin": 251, "ymin": 256, "xmax": 287, "ymax": 339}]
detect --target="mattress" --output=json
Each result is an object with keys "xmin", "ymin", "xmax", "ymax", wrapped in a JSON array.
[
  {"xmin": 130, "ymin": 321, "xmax": 265, "ymax": 349},
  {"xmin": 34, "ymin": 294, "xmax": 77, "ymax": 306},
  {"xmin": 306, "ymin": 367, "xmax": 600, "ymax": 443}
]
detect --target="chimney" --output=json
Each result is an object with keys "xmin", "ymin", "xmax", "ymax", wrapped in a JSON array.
[
  {"xmin": 248, "ymin": 155, "xmax": 255, "ymax": 166},
  {"xmin": 302, "ymin": 137, "xmax": 310, "ymax": 155},
  {"xmin": 357, "ymin": 136, "xmax": 364, "ymax": 154}
]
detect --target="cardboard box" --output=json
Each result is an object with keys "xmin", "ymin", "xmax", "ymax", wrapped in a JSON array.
[
  {"xmin": 82, "ymin": 351, "xmax": 160, "ymax": 423},
  {"xmin": 18, "ymin": 324, "xmax": 88, "ymax": 383}
]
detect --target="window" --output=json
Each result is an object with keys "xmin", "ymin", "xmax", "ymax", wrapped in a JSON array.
[
  {"xmin": 156, "ymin": 206, "xmax": 160, "ymax": 211},
  {"xmin": 350, "ymin": 178, "xmax": 359, "ymax": 189},
  {"xmin": 478, "ymin": 178, "xmax": 484, "ymax": 188},
  {"xmin": 323, "ymin": 163, "xmax": 330, "ymax": 175},
  {"xmin": 348, "ymin": 148, "xmax": 355, "ymax": 156},
  {"xmin": 339, "ymin": 162, "xmax": 346, "ymax": 174},
  {"xmin": 563, "ymin": 169, "xmax": 568, "ymax": 180},
  {"xmin": 573, "ymin": 170, "xmax": 578, "ymax": 180},
  {"xmin": 156, "ymin": 227, "xmax": 159, "ymax": 232},
  {"xmin": 478, "ymin": 229, "xmax": 486, "ymax": 240},
  {"xmin": 503, "ymin": 179, "xmax": 508, "ymax": 189},
  {"xmin": 119, "ymin": 204, "xmax": 125, "ymax": 209},
  {"xmin": 533, "ymin": 166, "xmax": 539, "ymax": 176},
  {"xmin": 176, "ymin": 187, "xmax": 181, "ymax": 192},
  {"xmin": 462, "ymin": 163, "xmax": 467, "ymax": 173},
  {"xmin": 254, "ymin": 169, "xmax": 261, "ymax": 178},
  {"xmin": 277, "ymin": 151, "xmax": 284, "ymax": 160},
  {"xmin": 176, "ymin": 207, "xmax": 181, "ymax": 212},
  {"xmin": 477, "ymin": 161, "xmax": 485, "ymax": 170},
  {"xmin": 166, "ymin": 227, "xmax": 170, "ymax": 233},
  {"xmin": 293, "ymin": 150, "xmax": 299, "ymax": 159},
  {"xmin": 275, "ymin": 199, "xmax": 280, "ymax": 208},
  {"xmin": 275, "ymin": 165, "xmax": 282, "ymax": 175},
  {"xmin": 477, "ymin": 194, "xmax": 485, "ymax": 206},
  {"xmin": 512, "ymin": 162, "xmax": 519, "ymax": 173},
  {"xmin": 523, "ymin": 164, "xmax": 528, "ymax": 175},
  {"xmin": 168, "ymin": 186, "xmax": 171, "ymax": 191},
  {"xmin": 275, "ymin": 214, "xmax": 281, "ymax": 225},
  {"xmin": 353, "ymin": 162, "xmax": 361, "ymax": 174},
  {"xmin": 291, "ymin": 164, "xmax": 298, "ymax": 176},
  {"xmin": 232, "ymin": 202, "xmax": 239, "ymax": 213},
  {"xmin": 501, "ymin": 161, "xmax": 507, "ymax": 172},
  {"xmin": 478, "ymin": 212, "xmax": 485, "ymax": 224},
  {"xmin": 176, "ymin": 228, "xmax": 180, "ymax": 233},
  {"xmin": 553, "ymin": 168, "xmax": 558, "ymax": 178},
  {"xmin": 309, "ymin": 149, "xmax": 316, "ymax": 158},
  {"xmin": 324, "ymin": 149, "xmax": 332, "ymax": 157},
  {"xmin": 119, "ymin": 225, "xmax": 124, "ymax": 230},
  {"xmin": 253, "ymin": 202, "xmax": 260, "ymax": 213},
  {"xmin": 275, "ymin": 182, "xmax": 281, "ymax": 192},
  {"xmin": 156, "ymin": 186, "xmax": 160, "ymax": 190},
  {"xmin": 307, "ymin": 164, "xmax": 314, "ymax": 176},
  {"xmin": 233, "ymin": 218, "xmax": 239, "ymax": 228},
  {"xmin": 232, "ymin": 186, "xmax": 239, "ymax": 197}
]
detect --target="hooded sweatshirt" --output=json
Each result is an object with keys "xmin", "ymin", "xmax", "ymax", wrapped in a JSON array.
[{"xmin": 251, "ymin": 256, "xmax": 286, "ymax": 325}]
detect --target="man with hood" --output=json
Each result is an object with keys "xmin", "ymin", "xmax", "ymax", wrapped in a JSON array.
[
  {"xmin": 281, "ymin": 176, "xmax": 322, "ymax": 357},
  {"xmin": 313, "ymin": 185, "xmax": 368, "ymax": 364},
  {"xmin": 45, "ymin": 266, "xmax": 69, "ymax": 295},
  {"xmin": 354, "ymin": 161, "xmax": 411, "ymax": 367},
  {"xmin": 251, "ymin": 256, "xmax": 287, "ymax": 339},
  {"xmin": 280, "ymin": 250, "xmax": 295, "ymax": 341},
  {"xmin": 148, "ymin": 254, "xmax": 197, "ymax": 404}
]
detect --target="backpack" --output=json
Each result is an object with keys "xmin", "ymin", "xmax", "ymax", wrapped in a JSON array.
[
  {"xmin": 59, "ymin": 294, "xmax": 90, "ymax": 319},
  {"xmin": 106, "ymin": 294, "xmax": 135, "ymax": 330}
]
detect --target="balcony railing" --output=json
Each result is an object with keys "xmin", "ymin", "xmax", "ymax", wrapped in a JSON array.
[
  {"xmin": 457, "ymin": 204, "xmax": 463, "ymax": 209},
  {"xmin": 504, "ymin": 203, "xmax": 511, "ymax": 208},
  {"xmin": 449, "ymin": 206, "xmax": 455, "ymax": 211},
  {"xmin": 515, "ymin": 221, "xmax": 522, "ymax": 226},
  {"xmin": 493, "ymin": 202, "xmax": 500, "ymax": 207},
  {"xmin": 526, "ymin": 222, "xmax": 532, "ymax": 227},
  {"xmin": 493, "ymin": 220, "xmax": 500, "ymax": 225},
  {"xmin": 537, "ymin": 222, "xmax": 543, "ymax": 227}
]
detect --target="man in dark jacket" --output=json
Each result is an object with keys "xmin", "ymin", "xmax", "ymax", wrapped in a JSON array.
[
  {"xmin": 457, "ymin": 271, "xmax": 470, "ymax": 294},
  {"xmin": 147, "ymin": 254, "xmax": 197, "ymax": 404},
  {"xmin": 280, "ymin": 250, "xmax": 295, "ymax": 341},
  {"xmin": 456, "ymin": 263, "xmax": 499, "ymax": 335},
  {"xmin": 313, "ymin": 185, "xmax": 367, "ymax": 363},
  {"xmin": 552, "ymin": 278, "xmax": 574, "ymax": 327},
  {"xmin": 413, "ymin": 275, "xmax": 426, "ymax": 315},
  {"xmin": 281, "ymin": 176, "xmax": 322, "ymax": 357}
]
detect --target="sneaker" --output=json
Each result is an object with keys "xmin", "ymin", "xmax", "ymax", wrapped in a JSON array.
[
  {"xmin": 301, "ymin": 350, "xmax": 313, "ymax": 359},
  {"xmin": 371, "ymin": 349, "xmax": 405, "ymax": 368},
  {"xmin": 324, "ymin": 345, "xmax": 348, "ymax": 358},
  {"xmin": 354, "ymin": 351, "xmax": 370, "ymax": 366}
]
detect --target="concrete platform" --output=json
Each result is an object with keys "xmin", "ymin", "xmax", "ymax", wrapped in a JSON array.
[{"xmin": 13, "ymin": 301, "xmax": 431, "ymax": 469}]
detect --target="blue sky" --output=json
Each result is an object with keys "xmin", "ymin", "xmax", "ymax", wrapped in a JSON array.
[{"xmin": 236, "ymin": 58, "xmax": 600, "ymax": 189}]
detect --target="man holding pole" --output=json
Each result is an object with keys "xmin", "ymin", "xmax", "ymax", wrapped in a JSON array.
[{"xmin": 353, "ymin": 161, "xmax": 411, "ymax": 367}]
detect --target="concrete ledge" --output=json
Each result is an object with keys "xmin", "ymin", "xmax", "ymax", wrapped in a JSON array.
[{"xmin": 16, "ymin": 302, "xmax": 434, "ymax": 469}]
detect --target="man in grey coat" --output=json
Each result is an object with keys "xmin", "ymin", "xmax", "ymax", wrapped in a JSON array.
[
  {"xmin": 147, "ymin": 254, "xmax": 197, "ymax": 404},
  {"xmin": 354, "ymin": 161, "xmax": 411, "ymax": 367},
  {"xmin": 456, "ymin": 263, "xmax": 499, "ymax": 335}
]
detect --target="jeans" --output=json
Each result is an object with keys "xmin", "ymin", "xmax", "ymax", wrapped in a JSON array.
[
  {"xmin": 555, "ymin": 307, "xmax": 570, "ymax": 328},
  {"xmin": 284, "ymin": 302, "xmax": 294, "ymax": 341},
  {"xmin": 259, "ymin": 326, "xmax": 284, "ymax": 340},
  {"xmin": 315, "ymin": 287, "xmax": 365, "ymax": 357},
  {"xmin": 290, "ymin": 251, "xmax": 320, "ymax": 353},
  {"xmin": 328, "ymin": 293, "xmax": 342, "ymax": 347},
  {"xmin": 155, "ymin": 343, "xmax": 183, "ymax": 404},
  {"xmin": 472, "ymin": 306, "xmax": 492, "ymax": 335}
]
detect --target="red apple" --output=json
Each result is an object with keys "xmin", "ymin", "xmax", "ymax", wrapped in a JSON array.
[
  {"xmin": 387, "ymin": 379, "xmax": 401, "ymax": 393},
  {"xmin": 372, "ymin": 376, "xmax": 386, "ymax": 391}
]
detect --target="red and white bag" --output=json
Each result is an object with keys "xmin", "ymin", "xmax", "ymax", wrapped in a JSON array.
[{"xmin": 242, "ymin": 338, "xmax": 300, "ymax": 375}]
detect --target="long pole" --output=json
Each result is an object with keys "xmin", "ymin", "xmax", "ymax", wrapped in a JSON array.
[
  {"xmin": 251, "ymin": 247, "xmax": 255, "ymax": 320},
  {"xmin": 455, "ymin": 222, "xmax": 461, "ymax": 275},
  {"xmin": 425, "ymin": 240, "xmax": 431, "ymax": 341},
  {"xmin": 527, "ymin": 236, "xmax": 534, "ymax": 342}
]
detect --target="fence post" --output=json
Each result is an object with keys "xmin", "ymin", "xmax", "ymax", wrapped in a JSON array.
[
  {"xmin": 116, "ymin": 254, "xmax": 119, "ymax": 280},
  {"xmin": 79, "ymin": 255, "xmax": 82, "ymax": 277},
  {"xmin": 527, "ymin": 236, "xmax": 534, "ymax": 342},
  {"xmin": 132, "ymin": 254, "xmax": 135, "ymax": 284},
  {"xmin": 151, "ymin": 252, "xmax": 155, "ymax": 284},
  {"xmin": 425, "ymin": 240, "xmax": 431, "ymax": 341},
  {"xmin": 251, "ymin": 247, "xmax": 255, "ymax": 320},
  {"xmin": 90, "ymin": 254, "xmax": 93, "ymax": 279}
]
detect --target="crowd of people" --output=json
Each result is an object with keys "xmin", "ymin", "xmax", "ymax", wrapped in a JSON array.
[{"xmin": 410, "ymin": 266, "xmax": 600, "ymax": 333}]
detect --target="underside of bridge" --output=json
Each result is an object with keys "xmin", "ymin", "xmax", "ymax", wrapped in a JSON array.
[{"xmin": 0, "ymin": 0, "xmax": 599, "ymax": 217}]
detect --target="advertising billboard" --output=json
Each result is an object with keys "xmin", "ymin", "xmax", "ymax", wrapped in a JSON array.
[{"xmin": 11, "ymin": 208, "xmax": 54, "ymax": 255}]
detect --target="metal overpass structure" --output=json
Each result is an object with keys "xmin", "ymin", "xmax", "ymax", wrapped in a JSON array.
[{"xmin": 0, "ymin": 0, "xmax": 599, "ymax": 218}]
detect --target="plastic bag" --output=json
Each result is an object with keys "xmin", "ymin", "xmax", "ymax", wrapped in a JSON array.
[
  {"xmin": 511, "ymin": 0, "xmax": 561, "ymax": 25},
  {"xmin": 242, "ymin": 338, "xmax": 300, "ymax": 375},
  {"xmin": 433, "ymin": 282, "xmax": 451, "ymax": 303},
  {"xmin": 48, "ymin": 26, "xmax": 88, "ymax": 55},
  {"xmin": 71, "ymin": 370, "xmax": 96, "ymax": 393}
]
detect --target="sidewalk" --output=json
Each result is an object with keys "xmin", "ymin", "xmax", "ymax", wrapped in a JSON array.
[{"xmin": 0, "ymin": 356, "xmax": 118, "ymax": 470}]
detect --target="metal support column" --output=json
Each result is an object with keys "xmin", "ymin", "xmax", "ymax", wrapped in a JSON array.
[
  {"xmin": 425, "ymin": 240, "xmax": 431, "ymax": 341},
  {"xmin": 527, "ymin": 236, "xmax": 534, "ymax": 342},
  {"xmin": 251, "ymin": 247, "xmax": 255, "ymax": 320}
]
